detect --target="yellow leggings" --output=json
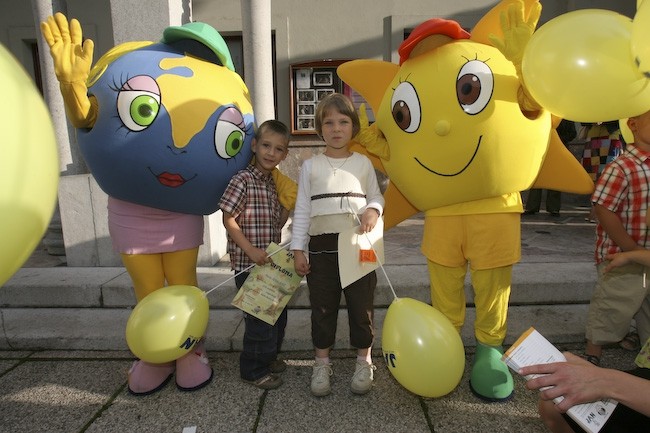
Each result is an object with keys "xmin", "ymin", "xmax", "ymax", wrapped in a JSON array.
[
  {"xmin": 427, "ymin": 260, "xmax": 512, "ymax": 346},
  {"xmin": 121, "ymin": 247, "xmax": 199, "ymax": 302}
]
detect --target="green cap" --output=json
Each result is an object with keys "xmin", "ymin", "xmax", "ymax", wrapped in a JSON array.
[{"xmin": 162, "ymin": 22, "xmax": 235, "ymax": 72}]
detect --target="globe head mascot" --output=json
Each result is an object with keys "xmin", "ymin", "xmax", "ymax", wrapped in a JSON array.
[
  {"xmin": 338, "ymin": 0, "xmax": 593, "ymax": 401},
  {"xmin": 40, "ymin": 13, "xmax": 295, "ymax": 395}
]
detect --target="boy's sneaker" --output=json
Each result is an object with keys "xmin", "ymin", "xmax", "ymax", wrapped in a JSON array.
[
  {"xmin": 311, "ymin": 359, "xmax": 333, "ymax": 396},
  {"xmin": 351, "ymin": 360, "xmax": 376, "ymax": 395},
  {"xmin": 242, "ymin": 373, "xmax": 283, "ymax": 390}
]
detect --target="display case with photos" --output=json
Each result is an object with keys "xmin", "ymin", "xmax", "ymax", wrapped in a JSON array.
[{"xmin": 289, "ymin": 59, "xmax": 373, "ymax": 135}]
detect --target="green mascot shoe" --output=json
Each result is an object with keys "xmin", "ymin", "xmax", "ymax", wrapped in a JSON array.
[{"xmin": 469, "ymin": 342, "xmax": 514, "ymax": 402}]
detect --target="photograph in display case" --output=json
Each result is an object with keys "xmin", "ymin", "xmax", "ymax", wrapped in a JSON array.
[
  {"xmin": 316, "ymin": 88, "xmax": 335, "ymax": 101},
  {"xmin": 313, "ymin": 71, "xmax": 333, "ymax": 86},
  {"xmin": 298, "ymin": 103, "xmax": 315, "ymax": 116},
  {"xmin": 297, "ymin": 89, "xmax": 315, "ymax": 102},
  {"xmin": 297, "ymin": 116, "xmax": 315, "ymax": 131}
]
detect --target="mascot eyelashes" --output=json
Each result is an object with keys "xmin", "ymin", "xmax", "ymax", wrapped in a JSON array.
[
  {"xmin": 339, "ymin": 0, "xmax": 593, "ymax": 401},
  {"xmin": 41, "ymin": 13, "xmax": 295, "ymax": 395}
]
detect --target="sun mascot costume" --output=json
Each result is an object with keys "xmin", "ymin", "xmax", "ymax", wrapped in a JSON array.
[
  {"xmin": 40, "ymin": 14, "xmax": 295, "ymax": 396},
  {"xmin": 338, "ymin": 0, "xmax": 594, "ymax": 401}
]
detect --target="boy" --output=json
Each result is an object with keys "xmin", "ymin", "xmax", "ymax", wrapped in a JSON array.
[
  {"xmin": 219, "ymin": 119, "xmax": 296, "ymax": 389},
  {"xmin": 584, "ymin": 109, "xmax": 650, "ymax": 366}
]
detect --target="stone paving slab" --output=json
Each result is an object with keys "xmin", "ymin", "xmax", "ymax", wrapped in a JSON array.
[{"xmin": 0, "ymin": 347, "xmax": 637, "ymax": 433}]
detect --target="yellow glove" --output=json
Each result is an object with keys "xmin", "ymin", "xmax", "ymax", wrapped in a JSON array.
[
  {"xmin": 271, "ymin": 168, "xmax": 297, "ymax": 211},
  {"xmin": 489, "ymin": 0, "xmax": 542, "ymax": 112},
  {"xmin": 40, "ymin": 13, "xmax": 96, "ymax": 127},
  {"xmin": 353, "ymin": 103, "xmax": 390, "ymax": 160}
]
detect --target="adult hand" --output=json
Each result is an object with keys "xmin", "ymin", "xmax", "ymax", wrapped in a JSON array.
[{"xmin": 520, "ymin": 352, "xmax": 606, "ymax": 412}]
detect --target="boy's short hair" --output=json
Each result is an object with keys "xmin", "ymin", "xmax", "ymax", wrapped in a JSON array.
[
  {"xmin": 255, "ymin": 119, "xmax": 290, "ymax": 144},
  {"xmin": 315, "ymin": 93, "xmax": 360, "ymax": 137}
]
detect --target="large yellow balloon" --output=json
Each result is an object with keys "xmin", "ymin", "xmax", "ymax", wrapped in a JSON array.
[
  {"xmin": 382, "ymin": 297, "xmax": 465, "ymax": 398},
  {"xmin": 0, "ymin": 44, "xmax": 59, "ymax": 287},
  {"xmin": 522, "ymin": 9, "xmax": 650, "ymax": 122},
  {"xmin": 126, "ymin": 285, "xmax": 209, "ymax": 363},
  {"xmin": 620, "ymin": 118, "xmax": 634, "ymax": 144},
  {"xmin": 632, "ymin": 0, "xmax": 650, "ymax": 78}
]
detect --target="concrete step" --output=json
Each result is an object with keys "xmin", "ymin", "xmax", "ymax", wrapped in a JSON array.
[
  {"xmin": 0, "ymin": 260, "xmax": 595, "ymax": 309},
  {"xmin": 0, "ymin": 303, "xmax": 588, "ymax": 352}
]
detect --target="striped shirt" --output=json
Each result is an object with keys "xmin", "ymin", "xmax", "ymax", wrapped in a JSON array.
[
  {"xmin": 219, "ymin": 165, "xmax": 282, "ymax": 270},
  {"xmin": 592, "ymin": 145, "xmax": 650, "ymax": 263}
]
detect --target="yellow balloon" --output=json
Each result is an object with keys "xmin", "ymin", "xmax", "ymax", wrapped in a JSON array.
[
  {"xmin": 126, "ymin": 285, "xmax": 209, "ymax": 363},
  {"xmin": 632, "ymin": 0, "xmax": 650, "ymax": 78},
  {"xmin": 620, "ymin": 118, "xmax": 634, "ymax": 144},
  {"xmin": 0, "ymin": 44, "xmax": 59, "ymax": 287},
  {"xmin": 382, "ymin": 297, "xmax": 465, "ymax": 398},
  {"xmin": 522, "ymin": 9, "xmax": 650, "ymax": 122}
]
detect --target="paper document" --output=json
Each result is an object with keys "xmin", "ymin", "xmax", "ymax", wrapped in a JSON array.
[
  {"xmin": 231, "ymin": 243, "xmax": 302, "ymax": 325},
  {"xmin": 337, "ymin": 218, "xmax": 384, "ymax": 288}
]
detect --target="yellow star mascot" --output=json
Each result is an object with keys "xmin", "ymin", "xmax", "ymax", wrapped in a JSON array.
[{"xmin": 338, "ymin": 0, "xmax": 594, "ymax": 401}]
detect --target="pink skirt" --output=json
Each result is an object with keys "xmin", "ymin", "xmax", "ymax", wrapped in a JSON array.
[{"xmin": 107, "ymin": 197, "xmax": 204, "ymax": 254}]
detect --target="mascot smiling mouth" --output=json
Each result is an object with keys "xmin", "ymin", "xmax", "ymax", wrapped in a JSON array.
[
  {"xmin": 151, "ymin": 168, "xmax": 198, "ymax": 187},
  {"xmin": 414, "ymin": 136, "xmax": 481, "ymax": 177}
]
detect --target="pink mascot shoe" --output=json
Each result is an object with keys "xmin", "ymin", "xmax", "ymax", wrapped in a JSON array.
[
  {"xmin": 127, "ymin": 360, "xmax": 175, "ymax": 396},
  {"xmin": 175, "ymin": 339, "xmax": 214, "ymax": 391}
]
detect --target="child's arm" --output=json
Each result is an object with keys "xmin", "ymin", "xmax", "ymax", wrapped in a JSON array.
[
  {"xmin": 594, "ymin": 203, "xmax": 641, "ymax": 252},
  {"xmin": 222, "ymin": 211, "xmax": 270, "ymax": 266},
  {"xmin": 604, "ymin": 249, "xmax": 650, "ymax": 272},
  {"xmin": 292, "ymin": 250, "xmax": 310, "ymax": 277}
]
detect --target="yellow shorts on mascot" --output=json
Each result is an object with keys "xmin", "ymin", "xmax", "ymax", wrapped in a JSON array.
[
  {"xmin": 40, "ymin": 13, "xmax": 295, "ymax": 396},
  {"xmin": 338, "ymin": 0, "xmax": 593, "ymax": 401}
]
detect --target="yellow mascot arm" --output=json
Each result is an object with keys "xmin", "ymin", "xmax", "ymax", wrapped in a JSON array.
[
  {"xmin": 354, "ymin": 103, "xmax": 390, "ymax": 161},
  {"xmin": 488, "ymin": 0, "xmax": 542, "ymax": 113},
  {"xmin": 40, "ymin": 12, "xmax": 97, "ymax": 128},
  {"xmin": 271, "ymin": 168, "xmax": 297, "ymax": 211}
]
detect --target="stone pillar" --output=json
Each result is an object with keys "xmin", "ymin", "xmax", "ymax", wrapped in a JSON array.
[
  {"xmin": 109, "ymin": 0, "xmax": 191, "ymax": 43},
  {"xmin": 32, "ymin": 0, "xmax": 83, "ymax": 257},
  {"xmin": 241, "ymin": 0, "xmax": 275, "ymax": 123},
  {"xmin": 31, "ymin": 0, "xmax": 85, "ymax": 176}
]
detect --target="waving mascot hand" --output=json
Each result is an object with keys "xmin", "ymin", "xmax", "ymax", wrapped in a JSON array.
[
  {"xmin": 339, "ymin": 0, "xmax": 593, "ymax": 401},
  {"xmin": 40, "ymin": 13, "xmax": 295, "ymax": 396}
]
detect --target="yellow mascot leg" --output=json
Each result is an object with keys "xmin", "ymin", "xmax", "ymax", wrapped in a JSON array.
[
  {"xmin": 121, "ymin": 247, "xmax": 199, "ymax": 302},
  {"xmin": 122, "ymin": 247, "xmax": 208, "ymax": 395},
  {"xmin": 427, "ymin": 260, "xmax": 468, "ymax": 333},
  {"xmin": 468, "ymin": 265, "xmax": 514, "ymax": 402},
  {"xmin": 121, "ymin": 253, "xmax": 165, "ymax": 302},
  {"xmin": 470, "ymin": 265, "xmax": 511, "ymax": 346}
]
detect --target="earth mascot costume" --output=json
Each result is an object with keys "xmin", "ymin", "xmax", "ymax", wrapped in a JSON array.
[
  {"xmin": 338, "ymin": 0, "xmax": 594, "ymax": 401},
  {"xmin": 40, "ymin": 13, "xmax": 295, "ymax": 396}
]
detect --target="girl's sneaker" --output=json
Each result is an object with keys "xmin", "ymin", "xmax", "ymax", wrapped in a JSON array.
[
  {"xmin": 311, "ymin": 359, "xmax": 333, "ymax": 396},
  {"xmin": 350, "ymin": 360, "xmax": 376, "ymax": 395}
]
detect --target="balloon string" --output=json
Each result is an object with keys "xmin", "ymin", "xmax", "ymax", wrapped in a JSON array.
[
  {"xmin": 352, "ymin": 210, "xmax": 398, "ymax": 300},
  {"xmin": 203, "ymin": 243, "xmax": 290, "ymax": 297}
]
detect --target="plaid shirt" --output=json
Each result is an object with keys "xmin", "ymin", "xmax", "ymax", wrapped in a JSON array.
[
  {"xmin": 592, "ymin": 145, "xmax": 650, "ymax": 263},
  {"xmin": 219, "ymin": 165, "xmax": 282, "ymax": 270}
]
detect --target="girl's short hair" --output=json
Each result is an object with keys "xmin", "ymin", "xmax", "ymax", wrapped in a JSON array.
[{"xmin": 314, "ymin": 93, "xmax": 360, "ymax": 137}]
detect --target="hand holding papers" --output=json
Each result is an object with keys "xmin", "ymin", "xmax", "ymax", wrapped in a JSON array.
[
  {"xmin": 231, "ymin": 243, "xmax": 302, "ymax": 325},
  {"xmin": 503, "ymin": 327, "xmax": 618, "ymax": 433}
]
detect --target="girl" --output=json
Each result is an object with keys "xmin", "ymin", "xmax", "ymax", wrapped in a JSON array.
[{"xmin": 291, "ymin": 93, "xmax": 384, "ymax": 396}]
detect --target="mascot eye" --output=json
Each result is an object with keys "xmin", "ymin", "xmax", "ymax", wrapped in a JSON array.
[
  {"xmin": 456, "ymin": 60, "xmax": 493, "ymax": 115},
  {"xmin": 116, "ymin": 91, "xmax": 161, "ymax": 131},
  {"xmin": 390, "ymin": 81, "xmax": 421, "ymax": 133},
  {"xmin": 215, "ymin": 119, "xmax": 246, "ymax": 159}
]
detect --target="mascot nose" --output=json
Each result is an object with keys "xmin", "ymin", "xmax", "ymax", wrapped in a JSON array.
[{"xmin": 434, "ymin": 120, "xmax": 450, "ymax": 136}]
